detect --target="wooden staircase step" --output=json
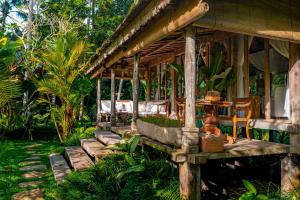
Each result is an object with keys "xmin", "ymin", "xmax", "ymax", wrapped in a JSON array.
[
  {"xmin": 80, "ymin": 138, "xmax": 111, "ymax": 158},
  {"xmin": 65, "ymin": 147, "xmax": 94, "ymax": 171},
  {"xmin": 94, "ymin": 130, "xmax": 122, "ymax": 145},
  {"xmin": 49, "ymin": 154, "xmax": 71, "ymax": 184}
]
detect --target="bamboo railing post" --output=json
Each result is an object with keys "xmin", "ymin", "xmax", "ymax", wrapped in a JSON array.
[
  {"xmin": 179, "ymin": 25, "xmax": 200, "ymax": 200},
  {"xmin": 110, "ymin": 69, "xmax": 116, "ymax": 127},
  {"xmin": 132, "ymin": 53, "xmax": 140, "ymax": 131}
]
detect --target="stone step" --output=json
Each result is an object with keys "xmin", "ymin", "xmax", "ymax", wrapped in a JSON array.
[
  {"xmin": 65, "ymin": 147, "xmax": 94, "ymax": 171},
  {"xmin": 94, "ymin": 130, "xmax": 122, "ymax": 145},
  {"xmin": 80, "ymin": 138, "xmax": 115, "ymax": 161},
  {"xmin": 49, "ymin": 154, "xmax": 72, "ymax": 184}
]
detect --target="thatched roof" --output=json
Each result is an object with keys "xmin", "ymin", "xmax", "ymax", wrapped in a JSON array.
[{"xmin": 87, "ymin": 0, "xmax": 175, "ymax": 76}]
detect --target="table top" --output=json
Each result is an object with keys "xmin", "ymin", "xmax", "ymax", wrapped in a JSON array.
[{"xmin": 196, "ymin": 100, "xmax": 233, "ymax": 107}]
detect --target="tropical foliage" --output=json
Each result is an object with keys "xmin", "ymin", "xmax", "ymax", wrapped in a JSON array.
[
  {"xmin": 35, "ymin": 21, "xmax": 91, "ymax": 142},
  {"xmin": 0, "ymin": 35, "xmax": 21, "ymax": 108},
  {"xmin": 198, "ymin": 43, "xmax": 235, "ymax": 96}
]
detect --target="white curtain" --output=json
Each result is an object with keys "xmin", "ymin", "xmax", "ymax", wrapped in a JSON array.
[
  {"xmin": 270, "ymin": 40, "xmax": 289, "ymax": 58},
  {"xmin": 249, "ymin": 48, "xmax": 288, "ymax": 73},
  {"xmin": 236, "ymin": 35, "xmax": 253, "ymax": 98}
]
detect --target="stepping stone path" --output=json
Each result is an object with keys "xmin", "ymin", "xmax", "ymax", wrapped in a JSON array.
[
  {"xmin": 22, "ymin": 172, "xmax": 45, "ymax": 179},
  {"xmin": 13, "ymin": 188, "xmax": 44, "ymax": 200},
  {"xmin": 12, "ymin": 143, "xmax": 47, "ymax": 200},
  {"xmin": 19, "ymin": 181, "xmax": 44, "ymax": 188},
  {"xmin": 24, "ymin": 156, "xmax": 41, "ymax": 161},
  {"xmin": 21, "ymin": 161, "xmax": 42, "ymax": 166},
  {"xmin": 19, "ymin": 165, "xmax": 47, "ymax": 171}
]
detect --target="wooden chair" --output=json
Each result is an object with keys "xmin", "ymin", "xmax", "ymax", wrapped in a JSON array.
[{"xmin": 232, "ymin": 97, "xmax": 253, "ymax": 142}]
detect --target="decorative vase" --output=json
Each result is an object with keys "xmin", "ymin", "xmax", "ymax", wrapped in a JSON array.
[{"xmin": 199, "ymin": 126, "xmax": 224, "ymax": 153}]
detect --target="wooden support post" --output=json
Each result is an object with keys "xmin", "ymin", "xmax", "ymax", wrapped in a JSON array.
[
  {"xmin": 97, "ymin": 78, "xmax": 102, "ymax": 123},
  {"xmin": 146, "ymin": 68, "xmax": 151, "ymax": 102},
  {"xmin": 283, "ymin": 43, "xmax": 300, "ymax": 196},
  {"xmin": 180, "ymin": 26, "xmax": 200, "ymax": 200},
  {"xmin": 227, "ymin": 38, "xmax": 232, "ymax": 116},
  {"xmin": 281, "ymin": 154, "xmax": 300, "ymax": 195},
  {"xmin": 111, "ymin": 69, "xmax": 116, "ymax": 126},
  {"xmin": 132, "ymin": 53, "xmax": 140, "ymax": 131},
  {"xmin": 264, "ymin": 39, "xmax": 271, "ymax": 120},
  {"xmin": 179, "ymin": 162, "xmax": 201, "ymax": 200},
  {"xmin": 170, "ymin": 66, "xmax": 178, "ymax": 119},
  {"xmin": 157, "ymin": 64, "xmax": 161, "ymax": 100},
  {"xmin": 244, "ymin": 35, "xmax": 250, "ymax": 97},
  {"xmin": 289, "ymin": 43, "xmax": 300, "ymax": 126},
  {"xmin": 236, "ymin": 35, "xmax": 245, "ymax": 98},
  {"xmin": 164, "ymin": 64, "xmax": 168, "ymax": 101}
]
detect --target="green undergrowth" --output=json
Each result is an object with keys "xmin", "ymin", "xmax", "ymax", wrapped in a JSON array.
[
  {"xmin": 63, "ymin": 127, "xmax": 96, "ymax": 146},
  {"xmin": 58, "ymin": 136, "xmax": 181, "ymax": 200},
  {"xmin": 0, "ymin": 140, "xmax": 64, "ymax": 200},
  {"xmin": 140, "ymin": 116, "xmax": 183, "ymax": 128}
]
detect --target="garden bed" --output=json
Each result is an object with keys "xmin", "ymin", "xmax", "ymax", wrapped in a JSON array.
[{"xmin": 137, "ymin": 117, "xmax": 183, "ymax": 147}]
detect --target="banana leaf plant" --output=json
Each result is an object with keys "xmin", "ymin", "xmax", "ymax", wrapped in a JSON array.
[{"xmin": 198, "ymin": 43, "xmax": 235, "ymax": 98}]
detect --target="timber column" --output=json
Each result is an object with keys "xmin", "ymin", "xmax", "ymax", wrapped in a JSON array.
[
  {"xmin": 97, "ymin": 78, "xmax": 102, "ymax": 124},
  {"xmin": 180, "ymin": 26, "xmax": 201, "ymax": 200},
  {"xmin": 132, "ymin": 53, "xmax": 140, "ymax": 131},
  {"xmin": 146, "ymin": 67, "xmax": 151, "ymax": 102},
  {"xmin": 281, "ymin": 43, "xmax": 300, "ymax": 196},
  {"xmin": 110, "ymin": 69, "xmax": 116, "ymax": 127},
  {"xmin": 169, "ymin": 66, "xmax": 178, "ymax": 119}
]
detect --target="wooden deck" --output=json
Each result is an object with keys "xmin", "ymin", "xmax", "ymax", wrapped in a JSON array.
[{"xmin": 185, "ymin": 139, "xmax": 298, "ymax": 164}]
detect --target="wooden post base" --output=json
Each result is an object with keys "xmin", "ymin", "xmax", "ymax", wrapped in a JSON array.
[
  {"xmin": 281, "ymin": 154, "xmax": 300, "ymax": 196},
  {"xmin": 179, "ymin": 162, "xmax": 201, "ymax": 200}
]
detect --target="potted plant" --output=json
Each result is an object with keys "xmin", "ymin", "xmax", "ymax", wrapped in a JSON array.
[{"xmin": 136, "ymin": 116, "xmax": 183, "ymax": 147}]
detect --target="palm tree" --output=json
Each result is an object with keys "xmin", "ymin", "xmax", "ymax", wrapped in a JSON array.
[
  {"xmin": 0, "ymin": 36, "xmax": 21, "ymax": 108},
  {"xmin": 35, "ymin": 28, "xmax": 90, "ymax": 142}
]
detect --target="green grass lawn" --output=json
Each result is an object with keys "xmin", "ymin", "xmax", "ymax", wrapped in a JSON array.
[{"xmin": 0, "ymin": 140, "xmax": 64, "ymax": 200}]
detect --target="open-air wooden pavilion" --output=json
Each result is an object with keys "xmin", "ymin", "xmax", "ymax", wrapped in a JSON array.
[{"xmin": 87, "ymin": 1, "xmax": 300, "ymax": 199}]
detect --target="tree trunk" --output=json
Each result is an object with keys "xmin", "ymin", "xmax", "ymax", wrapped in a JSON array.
[
  {"xmin": 23, "ymin": 0, "xmax": 34, "ymax": 107},
  {"xmin": 1, "ymin": 0, "xmax": 10, "ymax": 32},
  {"xmin": 79, "ymin": 97, "xmax": 84, "ymax": 121}
]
